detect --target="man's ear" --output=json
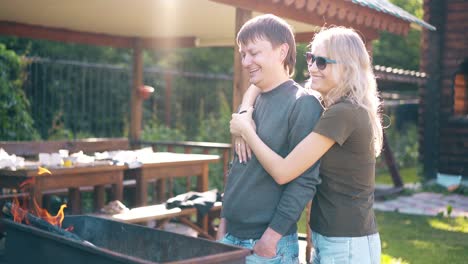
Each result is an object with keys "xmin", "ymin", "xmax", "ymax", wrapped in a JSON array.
[{"xmin": 280, "ymin": 43, "xmax": 289, "ymax": 61}]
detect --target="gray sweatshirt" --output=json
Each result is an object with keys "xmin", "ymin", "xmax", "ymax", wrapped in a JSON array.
[{"xmin": 222, "ymin": 80, "xmax": 323, "ymax": 239}]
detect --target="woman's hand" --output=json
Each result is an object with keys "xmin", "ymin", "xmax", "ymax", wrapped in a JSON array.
[
  {"xmin": 234, "ymin": 137, "xmax": 251, "ymax": 163},
  {"xmin": 230, "ymin": 107, "xmax": 255, "ymax": 137},
  {"xmin": 231, "ymin": 107, "xmax": 255, "ymax": 163}
]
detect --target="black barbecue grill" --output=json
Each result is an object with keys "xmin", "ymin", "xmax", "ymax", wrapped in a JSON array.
[{"xmin": 0, "ymin": 215, "xmax": 250, "ymax": 264}]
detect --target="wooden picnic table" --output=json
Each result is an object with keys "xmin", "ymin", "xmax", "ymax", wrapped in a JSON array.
[
  {"xmin": 0, "ymin": 152, "xmax": 221, "ymax": 236},
  {"xmin": 0, "ymin": 161, "xmax": 125, "ymax": 214},
  {"xmin": 124, "ymin": 152, "xmax": 220, "ymax": 206},
  {"xmin": 123, "ymin": 152, "xmax": 220, "ymax": 237}
]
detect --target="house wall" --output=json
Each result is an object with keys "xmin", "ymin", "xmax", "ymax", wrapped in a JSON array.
[{"xmin": 420, "ymin": 0, "xmax": 468, "ymax": 178}]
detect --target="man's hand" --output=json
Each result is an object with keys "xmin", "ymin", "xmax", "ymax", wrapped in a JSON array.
[{"xmin": 253, "ymin": 227, "xmax": 282, "ymax": 258}]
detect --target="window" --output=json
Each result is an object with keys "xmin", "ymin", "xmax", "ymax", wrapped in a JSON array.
[{"xmin": 454, "ymin": 59, "xmax": 468, "ymax": 116}]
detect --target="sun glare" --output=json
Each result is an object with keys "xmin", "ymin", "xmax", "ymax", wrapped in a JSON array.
[{"xmin": 429, "ymin": 218, "xmax": 468, "ymax": 233}]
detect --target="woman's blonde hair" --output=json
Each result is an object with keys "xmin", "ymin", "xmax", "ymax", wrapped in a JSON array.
[{"xmin": 309, "ymin": 26, "xmax": 383, "ymax": 156}]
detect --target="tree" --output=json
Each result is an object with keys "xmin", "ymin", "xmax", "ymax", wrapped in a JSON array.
[
  {"xmin": 0, "ymin": 44, "xmax": 39, "ymax": 140},
  {"xmin": 372, "ymin": 0, "xmax": 423, "ymax": 70}
]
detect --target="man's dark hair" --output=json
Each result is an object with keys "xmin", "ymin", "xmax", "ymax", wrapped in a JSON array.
[{"xmin": 237, "ymin": 14, "xmax": 296, "ymax": 76}]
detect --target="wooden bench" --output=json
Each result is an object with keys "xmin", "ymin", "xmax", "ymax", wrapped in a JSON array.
[{"xmin": 99, "ymin": 201, "xmax": 223, "ymax": 240}]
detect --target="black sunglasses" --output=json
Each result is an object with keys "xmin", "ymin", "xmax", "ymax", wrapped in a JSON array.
[{"xmin": 305, "ymin": 52, "xmax": 337, "ymax": 70}]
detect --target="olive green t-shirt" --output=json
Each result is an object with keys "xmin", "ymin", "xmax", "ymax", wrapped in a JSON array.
[{"xmin": 310, "ymin": 99, "xmax": 378, "ymax": 237}]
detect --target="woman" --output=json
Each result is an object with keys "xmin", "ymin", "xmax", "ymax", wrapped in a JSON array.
[{"xmin": 231, "ymin": 27, "xmax": 382, "ymax": 264}]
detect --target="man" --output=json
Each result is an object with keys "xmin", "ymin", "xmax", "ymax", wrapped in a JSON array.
[{"xmin": 217, "ymin": 14, "xmax": 323, "ymax": 263}]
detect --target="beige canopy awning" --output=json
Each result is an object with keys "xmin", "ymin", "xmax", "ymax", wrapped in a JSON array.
[
  {"xmin": 0, "ymin": 0, "xmax": 434, "ymax": 48},
  {"xmin": 0, "ymin": 0, "xmax": 434, "ymax": 141}
]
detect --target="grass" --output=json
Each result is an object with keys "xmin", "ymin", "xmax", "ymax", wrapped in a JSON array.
[
  {"xmin": 377, "ymin": 212, "xmax": 468, "ymax": 264},
  {"xmin": 298, "ymin": 211, "xmax": 468, "ymax": 264},
  {"xmin": 376, "ymin": 166, "xmax": 421, "ymax": 185}
]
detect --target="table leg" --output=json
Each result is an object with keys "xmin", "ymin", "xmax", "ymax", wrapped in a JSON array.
[
  {"xmin": 136, "ymin": 175, "xmax": 148, "ymax": 206},
  {"xmin": 197, "ymin": 164, "xmax": 209, "ymax": 192},
  {"xmin": 94, "ymin": 185, "xmax": 105, "ymax": 212},
  {"xmin": 68, "ymin": 187, "xmax": 81, "ymax": 214},
  {"xmin": 196, "ymin": 164, "xmax": 210, "ymax": 233},
  {"xmin": 111, "ymin": 182, "xmax": 123, "ymax": 202},
  {"xmin": 156, "ymin": 179, "xmax": 166, "ymax": 203}
]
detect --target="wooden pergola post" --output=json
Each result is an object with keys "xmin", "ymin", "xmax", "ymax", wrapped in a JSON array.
[
  {"xmin": 232, "ymin": 8, "xmax": 252, "ymax": 112},
  {"xmin": 130, "ymin": 38, "xmax": 144, "ymax": 143}
]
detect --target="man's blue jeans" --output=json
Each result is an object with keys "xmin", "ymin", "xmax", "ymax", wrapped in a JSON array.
[
  {"xmin": 220, "ymin": 233, "xmax": 299, "ymax": 264},
  {"xmin": 311, "ymin": 231, "xmax": 381, "ymax": 264}
]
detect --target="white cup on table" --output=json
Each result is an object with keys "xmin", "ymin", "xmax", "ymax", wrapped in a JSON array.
[{"xmin": 38, "ymin": 153, "xmax": 51, "ymax": 166}]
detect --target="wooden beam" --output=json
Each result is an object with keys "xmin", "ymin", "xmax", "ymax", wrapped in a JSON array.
[
  {"xmin": 129, "ymin": 39, "xmax": 144, "ymax": 142},
  {"xmin": 0, "ymin": 21, "xmax": 196, "ymax": 49},
  {"xmin": 295, "ymin": 32, "xmax": 316, "ymax": 43},
  {"xmin": 0, "ymin": 20, "xmax": 132, "ymax": 48},
  {"xmin": 357, "ymin": 27, "xmax": 380, "ymax": 44},
  {"xmin": 295, "ymin": 28, "xmax": 378, "ymax": 46},
  {"xmin": 294, "ymin": 0, "xmax": 307, "ymax": 9},
  {"xmin": 232, "ymin": 8, "xmax": 252, "ymax": 112}
]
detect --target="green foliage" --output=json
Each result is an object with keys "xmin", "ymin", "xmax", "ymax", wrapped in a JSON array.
[
  {"xmin": 372, "ymin": 29, "xmax": 421, "ymax": 70},
  {"xmin": 293, "ymin": 43, "xmax": 310, "ymax": 84},
  {"xmin": 141, "ymin": 120, "xmax": 186, "ymax": 142},
  {"xmin": 372, "ymin": 0, "xmax": 423, "ymax": 70},
  {"xmin": 196, "ymin": 91, "xmax": 231, "ymax": 143},
  {"xmin": 389, "ymin": 0, "xmax": 424, "ymax": 19},
  {"xmin": 379, "ymin": 122, "xmax": 420, "ymax": 170},
  {"xmin": 140, "ymin": 91, "xmax": 231, "ymax": 192},
  {"xmin": 447, "ymin": 205, "xmax": 453, "ymax": 217},
  {"xmin": 0, "ymin": 44, "xmax": 39, "ymax": 140},
  {"xmin": 194, "ymin": 91, "xmax": 232, "ymax": 191},
  {"xmin": 147, "ymin": 47, "xmax": 234, "ymax": 74}
]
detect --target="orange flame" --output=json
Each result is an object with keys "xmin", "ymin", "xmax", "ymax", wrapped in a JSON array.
[
  {"xmin": 37, "ymin": 166, "xmax": 51, "ymax": 175},
  {"xmin": 34, "ymin": 200, "xmax": 67, "ymax": 228},
  {"xmin": 9, "ymin": 167, "xmax": 70, "ymax": 230},
  {"xmin": 11, "ymin": 197, "xmax": 30, "ymax": 225}
]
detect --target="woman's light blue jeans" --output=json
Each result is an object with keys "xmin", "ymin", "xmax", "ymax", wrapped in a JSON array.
[
  {"xmin": 311, "ymin": 231, "xmax": 381, "ymax": 264},
  {"xmin": 220, "ymin": 233, "xmax": 299, "ymax": 264}
]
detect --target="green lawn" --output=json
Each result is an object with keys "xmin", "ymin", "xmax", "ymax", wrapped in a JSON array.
[
  {"xmin": 298, "ymin": 211, "xmax": 468, "ymax": 264},
  {"xmin": 376, "ymin": 166, "xmax": 420, "ymax": 185}
]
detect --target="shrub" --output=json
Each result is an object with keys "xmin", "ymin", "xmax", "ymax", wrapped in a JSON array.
[
  {"xmin": 0, "ymin": 44, "xmax": 39, "ymax": 140},
  {"xmin": 141, "ymin": 120, "xmax": 186, "ymax": 142}
]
